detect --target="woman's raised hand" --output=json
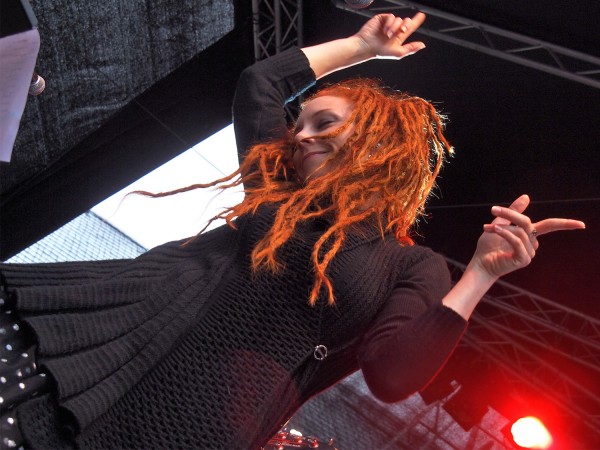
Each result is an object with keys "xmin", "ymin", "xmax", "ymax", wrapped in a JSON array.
[
  {"xmin": 354, "ymin": 12, "xmax": 427, "ymax": 60},
  {"xmin": 471, "ymin": 194, "xmax": 585, "ymax": 280},
  {"xmin": 301, "ymin": 12, "xmax": 427, "ymax": 79}
]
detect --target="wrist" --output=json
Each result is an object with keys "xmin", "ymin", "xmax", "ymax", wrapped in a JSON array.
[
  {"xmin": 301, "ymin": 36, "xmax": 375, "ymax": 80},
  {"xmin": 349, "ymin": 34, "xmax": 377, "ymax": 61},
  {"xmin": 442, "ymin": 262, "xmax": 498, "ymax": 320},
  {"xmin": 465, "ymin": 259, "xmax": 499, "ymax": 288}
]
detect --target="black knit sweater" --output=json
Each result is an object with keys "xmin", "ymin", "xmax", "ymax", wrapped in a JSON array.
[{"xmin": 1, "ymin": 48, "xmax": 467, "ymax": 449}]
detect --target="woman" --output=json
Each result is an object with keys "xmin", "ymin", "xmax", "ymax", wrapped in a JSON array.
[{"xmin": 0, "ymin": 13, "xmax": 584, "ymax": 449}]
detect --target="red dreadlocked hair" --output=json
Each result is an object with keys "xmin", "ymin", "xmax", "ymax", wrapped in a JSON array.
[{"xmin": 135, "ymin": 79, "xmax": 453, "ymax": 306}]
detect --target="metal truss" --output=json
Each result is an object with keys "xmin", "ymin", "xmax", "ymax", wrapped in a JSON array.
[
  {"xmin": 292, "ymin": 372, "xmax": 515, "ymax": 450},
  {"xmin": 446, "ymin": 258, "xmax": 600, "ymax": 442},
  {"xmin": 333, "ymin": 0, "xmax": 600, "ymax": 89},
  {"xmin": 381, "ymin": 396, "xmax": 513, "ymax": 450},
  {"xmin": 252, "ymin": 0, "xmax": 304, "ymax": 61},
  {"xmin": 252, "ymin": 0, "xmax": 304, "ymax": 119}
]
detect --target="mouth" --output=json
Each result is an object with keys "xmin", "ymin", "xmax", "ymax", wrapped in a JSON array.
[{"xmin": 302, "ymin": 151, "xmax": 329, "ymax": 164}]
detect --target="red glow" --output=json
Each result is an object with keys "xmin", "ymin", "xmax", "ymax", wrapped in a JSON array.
[{"xmin": 511, "ymin": 416, "xmax": 553, "ymax": 449}]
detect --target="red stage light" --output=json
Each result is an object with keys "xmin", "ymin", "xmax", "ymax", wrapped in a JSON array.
[{"xmin": 510, "ymin": 416, "xmax": 553, "ymax": 449}]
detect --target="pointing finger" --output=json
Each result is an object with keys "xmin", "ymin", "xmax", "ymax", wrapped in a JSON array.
[{"xmin": 533, "ymin": 218, "xmax": 586, "ymax": 236}]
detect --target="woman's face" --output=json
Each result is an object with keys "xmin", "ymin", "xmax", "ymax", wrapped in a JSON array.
[{"xmin": 293, "ymin": 95, "xmax": 355, "ymax": 182}]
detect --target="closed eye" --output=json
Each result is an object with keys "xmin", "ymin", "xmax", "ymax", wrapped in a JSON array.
[
  {"xmin": 292, "ymin": 111, "xmax": 341, "ymax": 139},
  {"xmin": 318, "ymin": 120, "xmax": 335, "ymax": 130}
]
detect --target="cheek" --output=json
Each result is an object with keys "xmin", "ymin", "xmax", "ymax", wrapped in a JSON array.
[
  {"xmin": 337, "ymin": 127, "xmax": 355, "ymax": 148},
  {"xmin": 332, "ymin": 133, "xmax": 353, "ymax": 156}
]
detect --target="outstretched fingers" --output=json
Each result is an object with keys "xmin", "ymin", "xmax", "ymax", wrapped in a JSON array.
[
  {"xmin": 533, "ymin": 218, "xmax": 586, "ymax": 236},
  {"xmin": 483, "ymin": 195, "xmax": 585, "ymax": 250},
  {"xmin": 475, "ymin": 195, "xmax": 585, "ymax": 279}
]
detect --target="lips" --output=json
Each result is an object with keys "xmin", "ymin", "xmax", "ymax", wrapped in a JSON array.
[{"xmin": 302, "ymin": 151, "xmax": 329, "ymax": 164}]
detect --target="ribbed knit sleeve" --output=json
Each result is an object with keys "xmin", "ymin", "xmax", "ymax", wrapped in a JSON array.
[
  {"xmin": 358, "ymin": 250, "xmax": 467, "ymax": 403},
  {"xmin": 0, "ymin": 259, "xmax": 132, "ymax": 289},
  {"xmin": 232, "ymin": 47, "xmax": 316, "ymax": 161}
]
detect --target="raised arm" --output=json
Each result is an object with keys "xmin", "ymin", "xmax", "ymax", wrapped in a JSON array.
[{"xmin": 232, "ymin": 50, "xmax": 316, "ymax": 163}]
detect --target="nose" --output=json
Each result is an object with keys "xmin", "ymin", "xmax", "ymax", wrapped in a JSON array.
[
  {"xmin": 294, "ymin": 130, "xmax": 306, "ymax": 142},
  {"xmin": 294, "ymin": 131, "xmax": 317, "ymax": 150}
]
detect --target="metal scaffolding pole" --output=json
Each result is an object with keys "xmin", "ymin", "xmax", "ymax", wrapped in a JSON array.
[
  {"xmin": 252, "ymin": 0, "xmax": 304, "ymax": 61},
  {"xmin": 252, "ymin": 0, "xmax": 304, "ymax": 119}
]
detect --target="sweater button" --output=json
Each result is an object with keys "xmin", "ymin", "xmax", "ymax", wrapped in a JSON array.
[{"xmin": 313, "ymin": 345, "xmax": 328, "ymax": 360}]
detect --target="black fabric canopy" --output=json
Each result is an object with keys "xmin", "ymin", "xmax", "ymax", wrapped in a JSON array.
[{"xmin": 1, "ymin": 0, "xmax": 251, "ymax": 256}]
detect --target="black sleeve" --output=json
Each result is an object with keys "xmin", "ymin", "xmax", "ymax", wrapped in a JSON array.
[
  {"xmin": 232, "ymin": 47, "xmax": 316, "ymax": 165},
  {"xmin": 358, "ymin": 251, "xmax": 468, "ymax": 403}
]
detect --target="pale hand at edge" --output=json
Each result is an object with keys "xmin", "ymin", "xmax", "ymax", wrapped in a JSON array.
[
  {"xmin": 471, "ymin": 194, "xmax": 585, "ymax": 279},
  {"xmin": 354, "ymin": 12, "xmax": 427, "ymax": 60}
]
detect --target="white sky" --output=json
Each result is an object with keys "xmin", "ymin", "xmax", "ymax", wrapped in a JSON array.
[{"xmin": 91, "ymin": 124, "xmax": 243, "ymax": 249}]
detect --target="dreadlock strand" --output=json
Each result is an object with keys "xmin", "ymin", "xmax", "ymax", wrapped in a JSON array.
[{"xmin": 309, "ymin": 226, "xmax": 343, "ymax": 305}]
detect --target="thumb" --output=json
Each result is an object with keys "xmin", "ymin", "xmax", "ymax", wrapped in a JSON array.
[{"xmin": 399, "ymin": 41, "xmax": 426, "ymax": 57}]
